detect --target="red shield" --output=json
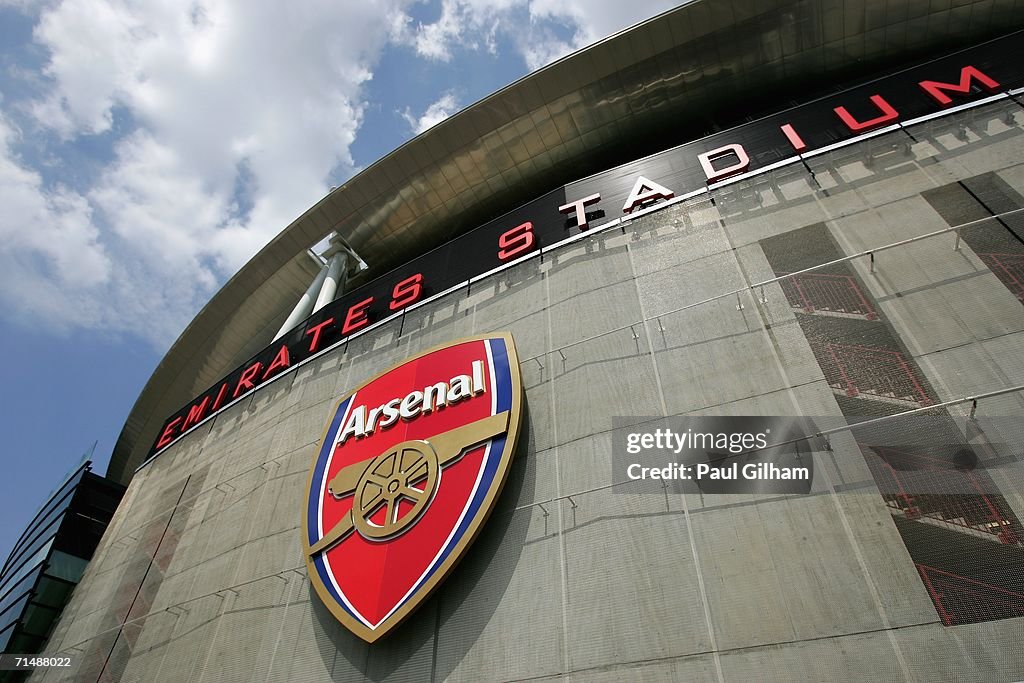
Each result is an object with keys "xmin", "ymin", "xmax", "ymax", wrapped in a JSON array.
[{"xmin": 303, "ymin": 333, "xmax": 523, "ymax": 642}]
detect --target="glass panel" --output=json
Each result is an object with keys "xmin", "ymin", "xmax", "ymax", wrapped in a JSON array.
[
  {"xmin": 33, "ymin": 576, "xmax": 75, "ymax": 611},
  {"xmin": 0, "ymin": 592, "xmax": 30, "ymax": 634},
  {"xmin": 0, "ymin": 564, "xmax": 43, "ymax": 619},
  {"xmin": 0, "ymin": 540, "xmax": 50, "ymax": 607},
  {"xmin": 1, "ymin": 506, "xmax": 67, "ymax": 584},
  {"xmin": 0, "ymin": 619, "xmax": 15, "ymax": 652},
  {"xmin": 1, "ymin": 467, "xmax": 84, "ymax": 575},
  {"xmin": 45, "ymin": 551, "xmax": 89, "ymax": 584},
  {"xmin": 20, "ymin": 601, "xmax": 59, "ymax": 638}
]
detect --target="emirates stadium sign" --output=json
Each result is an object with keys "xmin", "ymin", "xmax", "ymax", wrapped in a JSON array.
[
  {"xmin": 147, "ymin": 54, "xmax": 1014, "ymax": 459},
  {"xmin": 302, "ymin": 334, "xmax": 524, "ymax": 642}
]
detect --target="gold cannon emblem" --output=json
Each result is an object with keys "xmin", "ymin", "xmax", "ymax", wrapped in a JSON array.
[{"xmin": 308, "ymin": 411, "xmax": 510, "ymax": 555}]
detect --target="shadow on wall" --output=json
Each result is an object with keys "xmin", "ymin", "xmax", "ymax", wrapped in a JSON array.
[{"xmin": 310, "ymin": 410, "xmax": 538, "ymax": 681}]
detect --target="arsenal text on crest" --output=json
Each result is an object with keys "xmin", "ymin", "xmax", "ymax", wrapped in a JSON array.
[{"xmin": 338, "ymin": 360, "xmax": 487, "ymax": 444}]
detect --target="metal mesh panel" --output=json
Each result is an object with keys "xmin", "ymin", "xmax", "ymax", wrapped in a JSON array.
[
  {"xmin": 434, "ymin": 505, "xmax": 563, "ymax": 682},
  {"xmin": 548, "ymin": 328, "xmax": 662, "ymax": 446},
  {"xmin": 778, "ymin": 272, "xmax": 878, "ymax": 319},
  {"xmin": 916, "ymin": 564, "xmax": 1024, "ymax": 626}
]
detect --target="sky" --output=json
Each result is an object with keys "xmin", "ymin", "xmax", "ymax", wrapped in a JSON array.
[{"xmin": 0, "ymin": 0, "xmax": 679, "ymax": 560}]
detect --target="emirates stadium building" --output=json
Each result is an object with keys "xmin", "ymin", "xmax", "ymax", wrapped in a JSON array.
[{"xmin": 22, "ymin": 1, "xmax": 1024, "ymax": 681}]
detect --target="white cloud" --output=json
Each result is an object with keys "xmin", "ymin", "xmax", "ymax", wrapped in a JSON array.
[
  {"xmin": 30, "ymin": 0, "xmax": 141, "ymax": 137},
  {"xmin": 0, "ymin": 117, "xmax": 108, "ymax": 285},
  {"xmin": 410, "ymin": 0, "xmax": 464, "ymax": 61},
  {"xmin": 2, "ymin": 0, "xmax": 410, "ymax": 348},
  {"xmin": 401, "ymin": 90, "xmax": 460, "ymax": 134},
  {"xmin": 390, "ymin": 0, "xmax": 518, "ymax": 62},
  {"xmin": 397, "ymin": 0, "xmax": 679, "ymax": 70},
  {"xmin": 0, "ymin": 0, "xmax": 677, "ymax": 351},
  {"xmin": 0, "ymin": 114, "xmax": 110, "ymax": 326}
]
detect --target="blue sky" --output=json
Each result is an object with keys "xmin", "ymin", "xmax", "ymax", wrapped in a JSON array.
[{"xmin": 0, "ymin": 0, "xmax": 677, "ymax": 558}]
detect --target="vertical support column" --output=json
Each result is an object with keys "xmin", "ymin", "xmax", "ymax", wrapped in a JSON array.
[
  {"xmin": 313, "ymin": 250, "xmax": 349, "ymax": 313},
  {"xmin": 274, "ymin": 234, "xmax": 364, "ymax": 342},
  {"xmin": 273, "ymin": 264, "xmax": 330, "ymax": 342}
]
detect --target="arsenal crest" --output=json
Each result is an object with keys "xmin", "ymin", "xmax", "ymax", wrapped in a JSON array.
[{"xmin": 303, "ymin": 333, "xmax": 523, "ymax": 642}]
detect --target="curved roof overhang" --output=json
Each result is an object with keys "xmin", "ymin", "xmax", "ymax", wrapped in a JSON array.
[{"xmin": 108, "ymin": 0, "xmax": 1024, "ymax": 483}]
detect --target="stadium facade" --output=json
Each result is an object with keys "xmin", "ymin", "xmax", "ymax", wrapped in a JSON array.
[{"xmin": 24, "ymin": 1, "xmax": 1024, "ymax": 681}]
